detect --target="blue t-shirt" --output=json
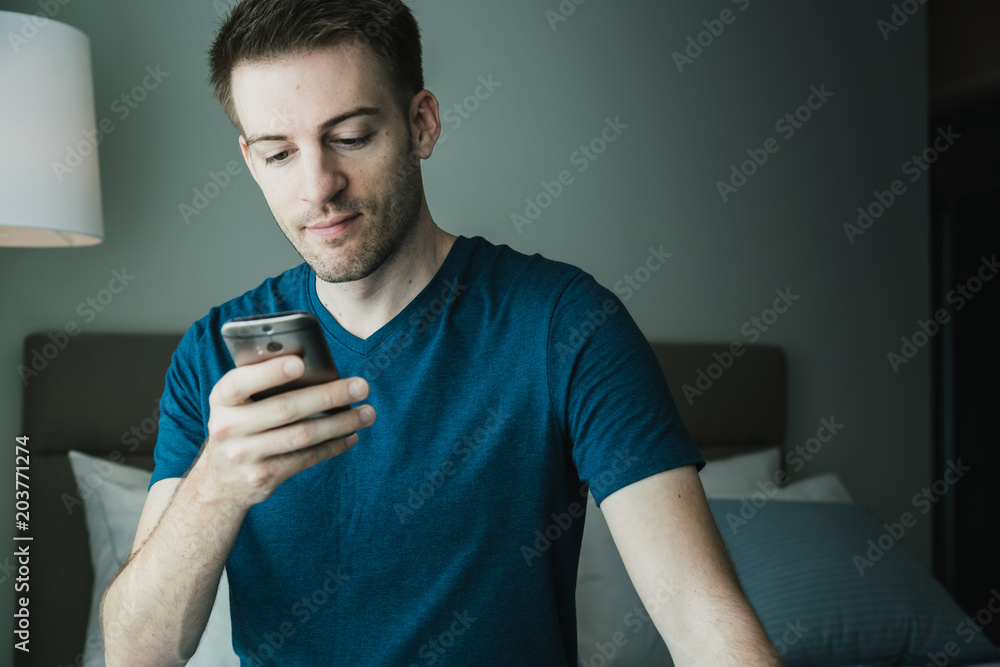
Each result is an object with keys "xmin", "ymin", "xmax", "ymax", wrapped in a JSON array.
[{"xmin": 151, "ymin": 234, "xmax": 704, "ymax": 666}]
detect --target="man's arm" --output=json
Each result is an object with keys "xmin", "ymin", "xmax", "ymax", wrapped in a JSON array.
[
  {"xmin": 599, "ymin": 464, "xmax": 783, "ymax": 666},
  {"xmin": 99, "ymin": 355, "xmax": 374, "ymax": 666},
  {"xmin": 101, "ymin": 471, "xmax": 248, "ymax": 666}
]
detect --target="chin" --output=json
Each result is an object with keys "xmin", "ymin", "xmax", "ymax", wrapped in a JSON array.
[
  {"xmin": 312, "ymin": 264, "xmax": 378, "ymax": 284},
  {"xmin": 304, "ymin": 238, "xmax": 386, "ymax": 284},
  {"xmin": 304, "ymin": 250, "xmax": 373, "ymax": 284}
]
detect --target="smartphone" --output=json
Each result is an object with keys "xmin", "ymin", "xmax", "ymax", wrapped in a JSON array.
[{"xmin": 221, "ymin": 310, "xmax": 348, "ymax": 420}]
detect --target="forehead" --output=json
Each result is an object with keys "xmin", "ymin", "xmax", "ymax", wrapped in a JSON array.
[{"xmin": 231, "ymin": 42, "xmax": 391, "ymax": 135}]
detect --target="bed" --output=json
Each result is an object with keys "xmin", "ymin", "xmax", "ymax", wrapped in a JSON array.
[{"xmin": 16, "ymin": 332, "xmax": 1000, "ymax": 666}]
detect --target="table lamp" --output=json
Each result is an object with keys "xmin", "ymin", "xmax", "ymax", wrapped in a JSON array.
[{"xmin": 0, "ymin": 10, "xmax": 104, "ymax": 247}]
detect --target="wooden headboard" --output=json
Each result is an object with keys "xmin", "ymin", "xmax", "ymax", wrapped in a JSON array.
[{"xmin": 15, "ymin": 332, "xmax": 785, "ymax": 666}]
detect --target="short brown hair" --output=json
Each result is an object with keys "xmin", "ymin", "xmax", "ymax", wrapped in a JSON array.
[{"xmin": 209, "ymin": 0, "xmax": 424, "ymax": 135}]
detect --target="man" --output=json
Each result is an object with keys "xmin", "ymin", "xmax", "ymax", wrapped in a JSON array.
[{"xmin": 100, "ymin": 0, "xmax": 783, "ymax": 664}]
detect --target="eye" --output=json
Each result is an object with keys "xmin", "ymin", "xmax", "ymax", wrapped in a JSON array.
[
  {"xmin": 335, "ymin": 135, "xmax": 372, "ymax": 150},
  {"xmin": 264, "ymin": 150, "xmax": 292, "ymax": 166}
]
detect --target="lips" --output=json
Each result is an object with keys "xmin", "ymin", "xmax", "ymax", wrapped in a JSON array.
[
  {"xmin": 306, "ymin": 213, "xmax": 359, "ymax": 238},
  {"xmin": 308, "ymin": 213, "xmax": 359, "ymax": 229}
]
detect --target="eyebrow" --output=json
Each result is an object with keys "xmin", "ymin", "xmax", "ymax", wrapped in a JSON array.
[{"xmin": 244, "ymin": 106, "xmax": 381, "ymax": 147}]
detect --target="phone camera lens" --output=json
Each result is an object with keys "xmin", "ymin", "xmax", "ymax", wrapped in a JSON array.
[{"xmin": 267, "ymin": 341, "xmax": 283, "ymax": 353}]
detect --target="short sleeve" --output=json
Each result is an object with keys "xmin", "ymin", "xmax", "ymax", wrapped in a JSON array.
[
  {"xmin": 149, "ymin": 322, "xmax": 211, "ymax": 489},
  {"xmin": 546, "ymin": 272, "xmax": 704, "ymax": 506}
]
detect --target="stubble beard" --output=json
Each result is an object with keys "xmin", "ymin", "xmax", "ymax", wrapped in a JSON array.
[{"xmin": 282, "ymin": 142, "xmax": 424, "ymax": 284}]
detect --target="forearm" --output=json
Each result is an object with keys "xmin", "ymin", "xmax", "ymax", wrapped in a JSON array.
[
  {"xmin": 600, "ymin": 466, "xmax": 783, "ymax": 665},
  {"xmin": 643, "ymin": 521, "xmax": 783, "ymax": 665},
  {"xmin": 100, "ymin": 465, "xmax": 248, "ymax": 666},
  {"xmin": 662, "ymin": 586, "xmax": 783, "ymax": 667}
]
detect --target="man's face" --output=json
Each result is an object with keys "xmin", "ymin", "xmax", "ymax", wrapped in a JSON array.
[{"xmin": 233, "ymin": 42, "xmax": 423, "ymax": 283}]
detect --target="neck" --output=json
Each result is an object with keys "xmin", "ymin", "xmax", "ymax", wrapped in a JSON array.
[{"xmin": 313, "ymin": 205, "xmax": 456, "ymax": 340}]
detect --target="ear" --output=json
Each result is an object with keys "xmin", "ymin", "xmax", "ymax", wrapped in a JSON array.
[
  {"xmin": 239, "ymin": 135, "xmax": 259, "ymax": 183},
  {"xmin": 408, "ymin": 90, "xmax": 441, "ymax": 159}
]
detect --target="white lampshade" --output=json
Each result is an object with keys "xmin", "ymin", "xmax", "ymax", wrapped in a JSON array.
[{"xmin": 0, "ymin": 11, "xmax": 104, "ymax": 247}]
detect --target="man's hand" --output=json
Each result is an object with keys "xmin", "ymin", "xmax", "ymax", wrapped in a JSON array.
[{"xmin": 196, "ymin": 354, "xmax": 376, "ymax": 508}]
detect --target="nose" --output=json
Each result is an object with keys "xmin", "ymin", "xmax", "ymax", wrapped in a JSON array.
[{"xmin": 299, "ymin": 147, "xmax": 348, "ymax": 207}]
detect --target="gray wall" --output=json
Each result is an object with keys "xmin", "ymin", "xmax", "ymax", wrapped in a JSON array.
[{"xmin": 0, "ymin": 0, "xmax": 930, "ymax": 656}]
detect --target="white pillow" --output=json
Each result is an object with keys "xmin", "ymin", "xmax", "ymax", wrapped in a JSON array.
[
  {"xmin": 698, "ymin": 447, "xmax": 782, "ymax": 499},
  {"xmin": 770, "ymin": 472, "xmax": 853, "ymax": 503},
  {"xmin": 67, "ymin": 450, "xmax": 239, "ymax": 666},
  {"xmin": 576, "ymin": 465, "xmax": 854, "ymax": 666}
]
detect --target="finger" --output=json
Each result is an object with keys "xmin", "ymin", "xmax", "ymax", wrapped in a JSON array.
[
  {"xmin": 297, "ymin": 431, "xmax": 362, "ymax": 464},
  {"xmin": 237, "ymin": 402, "xmax": 375, "ymax": 460},
  {"xmin": 211, "ymin": 355, "xmax": 304, "ymax": 407},
  {"xmin": 229, "ymin": 431, "xmax": 361, "ymax": 495},
  {"xmin": 273, "ymin": 432, "xmax": 362, "ymax": 480},
  {"xmin": 234, "ymin": 376, "xmax": 369, "ymax": 434}
]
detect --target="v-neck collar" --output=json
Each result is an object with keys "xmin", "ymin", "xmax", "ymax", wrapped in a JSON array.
[{"xmin": 306, "ymin": 235, "xmax": 473, "ymax": 356}]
